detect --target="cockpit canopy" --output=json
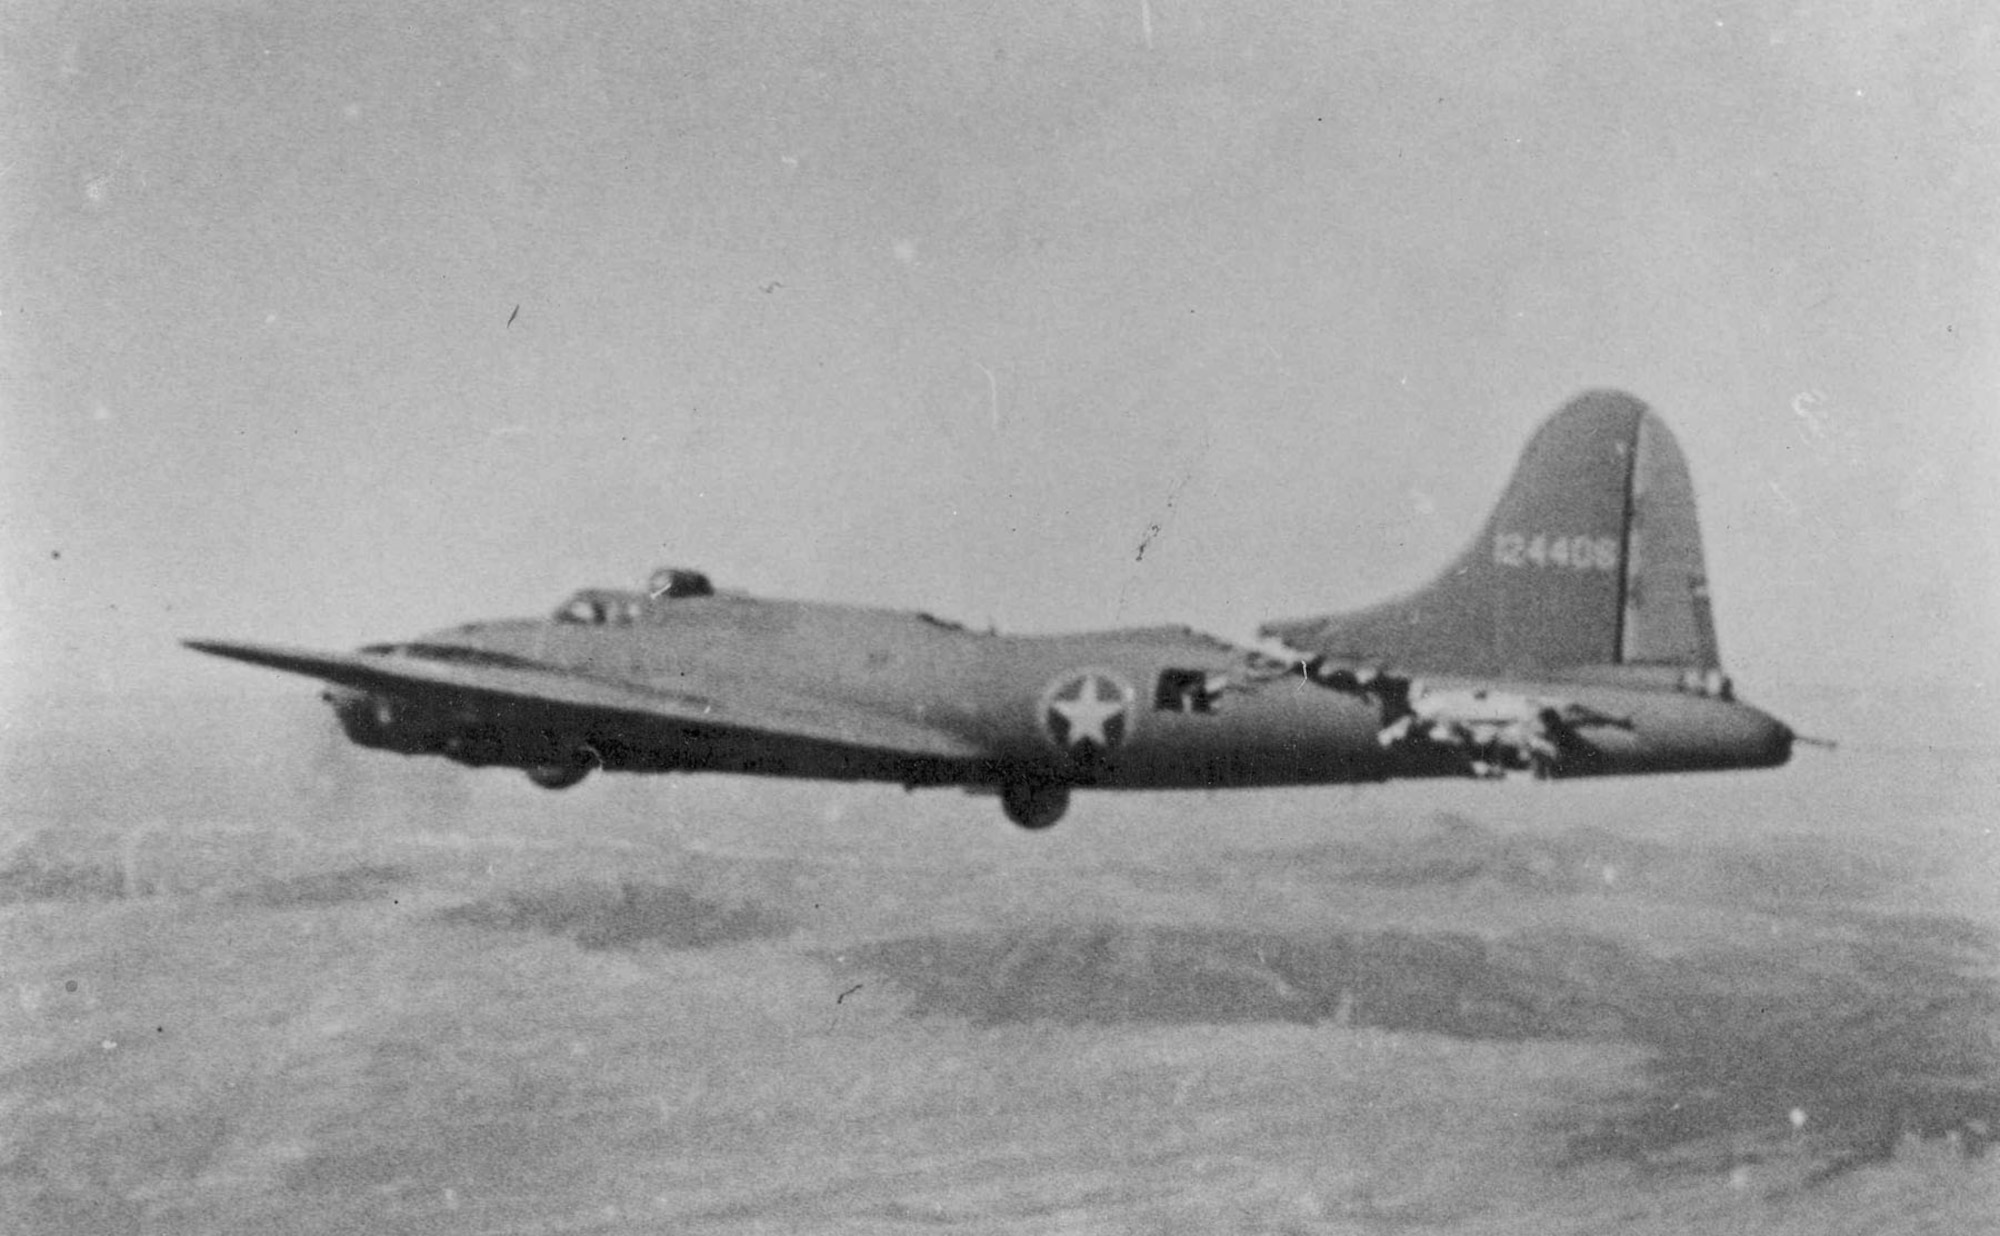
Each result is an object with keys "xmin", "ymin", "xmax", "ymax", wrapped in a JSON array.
[
  {"xmin": 552, "ymin": 567, "xmax": 716, "ymax": 626},
  {"xmin": 555, "ymin": 591, "xmax": 642, "ymax": 626}
]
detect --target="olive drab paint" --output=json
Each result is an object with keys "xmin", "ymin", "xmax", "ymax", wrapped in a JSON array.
[
  {"xmin": 188, "ymin": 391, "xmax": 1795, "ymax": 831},
  {"xmin": 1260, "ymin": 391, "xmax": 1720, "ymax": 679}
]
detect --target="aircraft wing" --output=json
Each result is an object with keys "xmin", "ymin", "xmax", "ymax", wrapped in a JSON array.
[{"xmin": 183, "ymin": 639, "xmax": 988, "ymax": 763}]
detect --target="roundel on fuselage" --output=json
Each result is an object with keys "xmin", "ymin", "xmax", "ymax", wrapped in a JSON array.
[{"xmin": 1039, "ymin": 669, "xmax": 1136, "ymax": 758}]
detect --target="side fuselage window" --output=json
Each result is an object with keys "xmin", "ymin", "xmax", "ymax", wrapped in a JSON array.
[{"xmin": 1154, "ymin": 669, "xmax": 1216, "ymax": 714}]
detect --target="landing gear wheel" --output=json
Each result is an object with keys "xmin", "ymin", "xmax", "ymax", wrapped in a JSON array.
[
  {"xmin": 1000, "ymin": 783, "xmax": 1070, "ymax": 831},
  {"xmin": 525, "ymin": 747, "xmax": 598, "ymax": 790}
]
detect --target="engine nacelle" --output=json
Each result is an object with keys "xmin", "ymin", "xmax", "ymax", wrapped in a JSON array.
[
  {"xmin": 322, "ymin": 687, "xmax": 595, "ymax": 783},
  {"xmin": 323, "ymin": 687, "xmax": 476, "ymax": 757}
]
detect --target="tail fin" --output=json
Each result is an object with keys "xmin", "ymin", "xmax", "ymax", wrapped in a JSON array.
[{"xmin": 1260, "ymin": 390, "xmax": 1721, "ymax": 678}]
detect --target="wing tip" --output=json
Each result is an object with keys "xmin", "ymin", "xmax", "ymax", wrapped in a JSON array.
[
  {"xmin": 181, "ymin": 638, "xmax": 347, "ymax": 676},
  {"xmin": 183, "ymin": 638, "xmax": 268, "ymax": 662}
]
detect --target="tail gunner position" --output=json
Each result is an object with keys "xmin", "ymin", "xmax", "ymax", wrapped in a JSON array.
[{"xmin": 189, "ymin": 391, "xmax": 1794, "ymax": 830}]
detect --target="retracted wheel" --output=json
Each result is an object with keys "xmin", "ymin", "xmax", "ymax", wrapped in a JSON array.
[
  {"xmin": 525, "ymin": 746, "xmax": 598, "ymax": 790},
  {"xmin": 1000, "ymin": 782, "xmax": 1070, "ymax": 830}
]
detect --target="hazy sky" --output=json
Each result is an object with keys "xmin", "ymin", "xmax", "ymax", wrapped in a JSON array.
[{"xmin": 3, "ymin": 0, "xmax": 1994, "ymax": 709}]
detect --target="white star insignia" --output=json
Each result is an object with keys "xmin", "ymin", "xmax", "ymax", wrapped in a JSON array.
[{"xmin": 1046, "ymin": 674, "xmax": 1131, "ymax": 751}]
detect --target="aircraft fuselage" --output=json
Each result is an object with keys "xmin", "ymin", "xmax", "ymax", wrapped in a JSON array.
[
  {"xmin": 331, "ymin": 591, "xmax": 1790, "ymax": 799},
  {"xmin": 195, "ymin": 392, "xmax": 1801, "ymax": 830}
]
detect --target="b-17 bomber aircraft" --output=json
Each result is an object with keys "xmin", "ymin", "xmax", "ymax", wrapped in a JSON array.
[{"xmin": 188, "ymin": 391, "xmax": 1795, "ymax": 830}]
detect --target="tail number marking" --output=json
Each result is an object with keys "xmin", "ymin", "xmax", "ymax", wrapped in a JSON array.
[{"xmin": 1493, "ymin": 533, "xmax": 1619, "ymax": 571}]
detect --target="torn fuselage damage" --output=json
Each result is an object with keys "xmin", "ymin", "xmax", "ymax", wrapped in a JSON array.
[
  {"xmin": 1277, "ymin": 656, "xmax": 1785, "ymax": 781},
  {"xmin": 1378, "ymin": 686, "xmax": 1595, "ymax": 780}
]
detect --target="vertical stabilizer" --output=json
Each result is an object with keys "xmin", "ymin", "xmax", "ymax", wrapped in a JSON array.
[
  {"xmin": 1621, "ymin": 412, "xmax": 1720, "ymax": 669},
  {"xmin": 1260, "ymin": 390, "xmax": 1722, "ymax": 677}
]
